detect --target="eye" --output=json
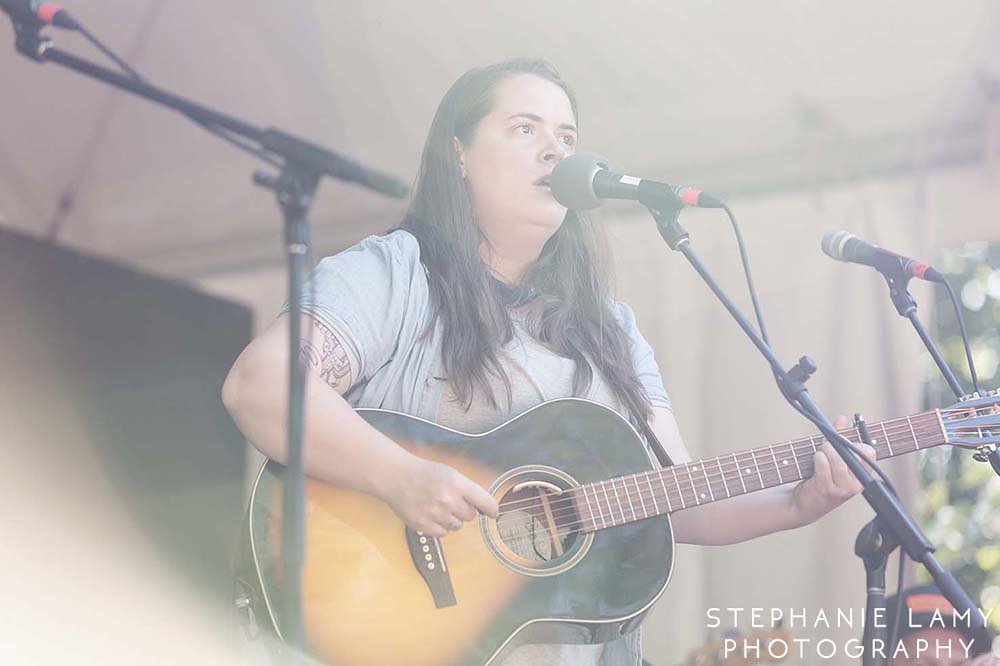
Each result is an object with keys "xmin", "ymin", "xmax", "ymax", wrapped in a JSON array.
[
  {"xmin": 515, "ymin": 124, "xmax": 533, "ymax": 135},
  {"xmin": 560, "ymin": 134, "xmax": 577, "ymax": 146}
]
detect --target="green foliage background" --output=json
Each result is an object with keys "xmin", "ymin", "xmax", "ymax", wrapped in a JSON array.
[{"xmin": 918, "ymin": 242, "xmax": 1000, "ymax": 628}]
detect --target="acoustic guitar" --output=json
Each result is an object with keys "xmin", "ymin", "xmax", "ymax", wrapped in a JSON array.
[{"xmin": 239, "ymin": 391, "xmax": 999, "ymax": 665}]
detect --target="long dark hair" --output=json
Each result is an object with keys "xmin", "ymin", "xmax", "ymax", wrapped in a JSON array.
[{"xmin": 401, "ymin": 58, "xmax": 657, "ymax": 439}]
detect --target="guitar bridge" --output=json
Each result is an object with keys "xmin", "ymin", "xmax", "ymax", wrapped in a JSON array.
[{"xmin": 405, "ymin": 527, "xmax": 456, "ymax": 608}]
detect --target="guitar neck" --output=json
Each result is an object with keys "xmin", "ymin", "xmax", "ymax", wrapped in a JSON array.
[{"xmin": 576, "ymin": 409, "xmax": 947, "ymax": 532}]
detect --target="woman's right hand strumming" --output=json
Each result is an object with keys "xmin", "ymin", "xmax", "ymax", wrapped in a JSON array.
[{"xmin": 379, "ymin": 454, "xmax": 499, "ymax": 538}]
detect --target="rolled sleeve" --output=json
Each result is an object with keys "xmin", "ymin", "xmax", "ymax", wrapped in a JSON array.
[
  {"xmin": 611, "ymin": 300, "xmax": 672, "ymax": 410},
  {"xmin": 282, "ymin": 230, "xmax": 424, "ymax": 383}
]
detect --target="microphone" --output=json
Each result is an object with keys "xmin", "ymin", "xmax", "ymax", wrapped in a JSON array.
[
  {"xmin": 549, "ymin": 152, "xmax": 725, "ymax": 211},
  {"xmin": 0, "ymin": 0, "xmax": 79, "ymax": 29},
  {"xmin": 821, "ymin": 230, "xmax": 945, "ymax": 283}
]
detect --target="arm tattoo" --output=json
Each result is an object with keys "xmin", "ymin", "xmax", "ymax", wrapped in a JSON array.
[{"xmin": 298, "ymin": 319, "xmax": 351, "ymax": 391}]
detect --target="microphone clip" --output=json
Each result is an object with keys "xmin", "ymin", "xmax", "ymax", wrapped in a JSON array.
[
  {"xmin": 880, "ymin": 268, "xmax": 919, "ymax": 318},
  {"xmin": 645, "ymin": 199, "xmax": 689, "ymax": 251},
  {"xmin": 777, "ymin": 356, "xmax": 818, "ymax": 406},
  {"xmin": 5, "ymin": 11, "xmax": 50, "ymax": 62}
]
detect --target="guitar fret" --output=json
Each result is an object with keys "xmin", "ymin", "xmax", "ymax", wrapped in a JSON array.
[
  {"xmin": 733, "ymin": 453, "xmax": 747, "ymax": 494},
  {"xmin": 658, "ymin": 472, "xmax": 673, "ymax": 512},
  {"xmin": 738, "ymin": 454, "xmax": 754, "ymax": 490},
  {"xmin": 880, "ymin": 421, "xmax": 893, "ymax": 456},
  {"xmin": 593, "ymin": 482, "xmax": 605, "ymax": 526},
  {"xmin": 750, "ymin": 449, "xmax": 765, "ymax": 489},
  {"xmin": 600, "ymin": 482, "xmax": 616, "ymax": 526},
  {"xmin": 621, "ymin": 478, "xmax": 638, "ymax": 521},
  {"xmin": 790, "ymin": 441, "xmax": 803, "ymax": 478},
  {"xmin": 716, "ymin": 457, "xmax": 732, "ymax": 498},
  {"xmin": 699, "ymin": 464, "xmax": 715, "ymax": 501},
  {"xmin": 611, "ymin": 479, "xmax": 627, "ymax": 523},
  {"xmin": 583, "ymin": 485, "xmax": 603, "ymax": 530},
  {"xmin": 934, "ymin": 409, "xmax": 948, "ymax": 446},
  {"xmin": 646, "ymin": 474, "xmax": 660, "ymax": 514},
  {"xmin": 906, "ymin": 416, "xmax": 919, "ymax": 451},
  {"xmin": 685, "ymin": 465, "xmax": 702, "ymax": 504},
  {"xmin": 633, "ymin": 475, "xmax": 648, "ymax": 518},
  {"xmin": 596, "ymin": 484, "xmax": 609, "ymax": 528},
  {"xmin": 670, "ymin": 467, "xmax": 687, "ymax": 508},
  {"xmin": 769, "ymin": 446, "xmax": 782, "ymax": 484}
]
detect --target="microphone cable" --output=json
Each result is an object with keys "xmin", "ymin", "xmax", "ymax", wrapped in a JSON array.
[{"xmin": 939, "ymin": 277, "xmax": 981, "ymax": 396}]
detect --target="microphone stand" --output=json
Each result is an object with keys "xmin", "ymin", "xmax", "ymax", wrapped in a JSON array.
[
  {"xmin": 852, "ymin": 412, "xmax": 898, "ymax": 666},
  {"xmin": 879, "ymin": 268, "xmax": 966, "ymax": 399},
  {"xmin": 644, "ymin": 200, "xmax": 985, "ymax": 666},
  {"xmin": 6, "ymin": 19, "xmax": 408, "ymax": 655},
  {"xmin": 854, "ymin": 265, "xmax": 992, "ymax": 663}
]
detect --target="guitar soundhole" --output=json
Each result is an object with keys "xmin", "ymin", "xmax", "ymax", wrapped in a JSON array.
[{"xmin": 484, "ymin": 466, "xmax": 593, "ymax": 576}]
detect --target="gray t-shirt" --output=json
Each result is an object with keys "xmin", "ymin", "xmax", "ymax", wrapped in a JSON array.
[{"xmin": 292, "ymin": 229, "xmax": 672, "ymax": 665}]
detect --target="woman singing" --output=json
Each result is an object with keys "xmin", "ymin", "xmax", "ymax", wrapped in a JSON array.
[{"xmin": 222, "ymin": 58, "xmax": 872, "ymax": 665}]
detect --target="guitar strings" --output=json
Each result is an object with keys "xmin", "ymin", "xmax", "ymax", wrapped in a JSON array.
[
  {"xmin": 491, "ymin": 414, "xmax": 943, "ymax": 518},
  {"xmin": 492, "ymin": 409, "xmax": 958, "ymax": 514},
  {"xmin": 428, "ymin": 422, "xmax": 948, "ymax": 558},
  {"xmin": 434, "ymin": 426, "xmax": 960, "ymax": 561},
  {"xmin": 486, "ymin": 420, "xmax": 943, "ymax": 531},
  {"xmin": 354, "ymin": 407, "xmax": 991, "ymax": 560},
  {"xmin": 437, "ymin": 404, "xmax": 996, "ymax": 557},
  {"xmin": 502, "ymin": 420, "xmax": 944, "ymax": 527},
  {"xmin": 490, "ymin": 436, "xmax": 937, "ymax": 542}
]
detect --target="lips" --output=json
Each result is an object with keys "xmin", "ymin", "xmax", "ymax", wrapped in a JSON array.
[{"xmin": 534, "ymin": 175, "xmax": 552, "ymax": 186}]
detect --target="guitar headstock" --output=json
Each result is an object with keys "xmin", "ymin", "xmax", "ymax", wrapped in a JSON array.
[{"xmin": 940, "ymin": 389, "xmax": 1000, "ymax": 447}]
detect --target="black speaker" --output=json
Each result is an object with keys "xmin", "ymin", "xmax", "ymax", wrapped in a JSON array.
[{"xmin": 0, "ymin": 227, "xmax": 251, "ymax": 608}]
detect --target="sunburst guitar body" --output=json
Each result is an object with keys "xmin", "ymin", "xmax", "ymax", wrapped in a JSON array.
[{"xmin": 247, "ymin": 399, "xmax": 673, "ymax": 665}]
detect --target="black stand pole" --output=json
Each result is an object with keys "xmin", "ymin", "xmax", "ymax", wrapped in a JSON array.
[
  {"xmin": 856, "ymin": 517, "xmax": 897, "ymax": 666},
  {"xmin": 254, "ymin": 163, "xmax": 321, "ymax": 650},
  {"xmin": 881, "ymin": 270, "xmax": 966, "ymax": 399},
  {"xmin": 6, "ymin": 20, "xmax": 408, "ymax": 655},
  {"xmin": 644, "ymin": 203, "xmax": 987, "ymax": 662},
  {"xmin": 852, "ymin": 414, "xmax": 900, "ymax": 666}
]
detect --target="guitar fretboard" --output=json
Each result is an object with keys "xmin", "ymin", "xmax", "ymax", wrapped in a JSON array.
[{"xmin": 574, "ymin": 411, "xmax": 945, "ymax": 532}]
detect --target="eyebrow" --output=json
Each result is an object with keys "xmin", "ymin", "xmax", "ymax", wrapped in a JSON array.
[{"xmin": 507, "ymin": 113, "xmax": 577, "ymax": 133}]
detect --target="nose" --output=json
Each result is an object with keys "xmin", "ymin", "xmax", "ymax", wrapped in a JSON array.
[{"xmin": 541, "ymin": 136, "xmax": 569, "ymax": 164}]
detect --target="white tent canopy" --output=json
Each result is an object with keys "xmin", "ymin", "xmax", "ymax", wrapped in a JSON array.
[{"xmin": 2, "ymin": 0, "xmax": 998, "ymax": 279}]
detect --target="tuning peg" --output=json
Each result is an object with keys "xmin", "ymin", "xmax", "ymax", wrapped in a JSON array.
[{"xmin": 972, "ymin": 445, "xmax": 1000, "ymax": 477}]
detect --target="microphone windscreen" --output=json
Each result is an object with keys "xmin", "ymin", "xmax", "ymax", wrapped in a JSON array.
[
  {"xmin": 821, "ymin": 230, "xmax": 855, "ymax": 262},
  {"xmin": 550, "ymin": 152, "xmax": 610, "ymax": 211}
]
